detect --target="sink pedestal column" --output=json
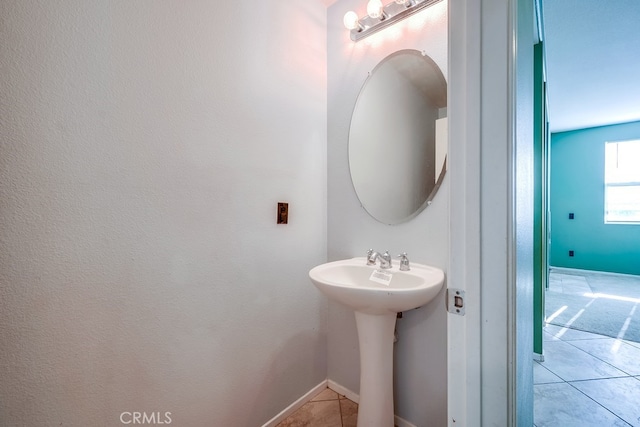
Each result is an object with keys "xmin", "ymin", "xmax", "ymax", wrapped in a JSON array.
[{"xmin": 354, "ymin": 311, "xmax": 397, "ymax": 427}]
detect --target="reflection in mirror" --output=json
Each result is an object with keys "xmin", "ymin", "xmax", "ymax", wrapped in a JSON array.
[{"xmin": 348, "ymin": 49, "xmax": 447, "ymax": 224}]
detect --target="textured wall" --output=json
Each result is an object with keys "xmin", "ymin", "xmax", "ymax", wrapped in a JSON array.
[
  {"xmin": 0, "ymin": 1, "xmax": 327, "ymax": 425},
  {"xmin": 550, "ymin": 121, "xmax": 640, "ymax": 275},
  {"xmin": 327, "ymin": 1, "xmax": 448, "ymax": 425}
]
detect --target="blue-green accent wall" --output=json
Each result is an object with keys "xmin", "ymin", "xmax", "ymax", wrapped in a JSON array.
[
  {"xmin": 533, "ymin": 42, "xmax": 545, "ymax": 356},
  {"xmin": 550, "ymin": 120, "xmax": 640, "ymax": 275}
]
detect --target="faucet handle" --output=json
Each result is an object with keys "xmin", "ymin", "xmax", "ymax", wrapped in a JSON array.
[{"xmin": 397, "ymin": 252, "xmax": 410, "ymax": 271}]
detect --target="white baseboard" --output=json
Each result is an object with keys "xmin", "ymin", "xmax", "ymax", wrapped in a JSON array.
[
  {"xmin": 327, "ymin": 379, "xmax": 417, "ymax": 427},
  {"xmin": 261, "ymin": 380, "xmax": 328, "ymax": 427},
  {"xmin": 394, "ymin": 415, "xmax": 418, "ymax": 427},
  {"xmin": 327, "ymin": 379, "xmax": 359, "ymax": 403},
  {"xmin": 550, "ymin": 266, "xmax": 639, "ymax": 278}
]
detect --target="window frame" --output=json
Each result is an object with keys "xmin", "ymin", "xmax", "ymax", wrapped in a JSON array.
[{"xmin": 604, "ymin": 139, "xmax": 640, "ymax": 225}]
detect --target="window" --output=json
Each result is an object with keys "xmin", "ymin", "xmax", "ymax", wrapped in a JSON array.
[{"xmin": 604, "ymin": 139, "xmax": 640, "ymax": 223}]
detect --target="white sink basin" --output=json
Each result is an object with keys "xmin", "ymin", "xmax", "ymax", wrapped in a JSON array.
[{"xmin": 309, "ymin": 257, "xmax": 445, "ymax": 315}]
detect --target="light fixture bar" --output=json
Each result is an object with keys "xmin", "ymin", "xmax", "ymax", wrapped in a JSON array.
[{"xmin": 348, "ymin": 0, "xmax": 443, "ymax": 42}]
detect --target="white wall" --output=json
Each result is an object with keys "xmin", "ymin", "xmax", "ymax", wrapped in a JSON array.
[
  {"xmin": 0, "ymin": 1, "xmax": 327, "ymax": 425},
  {"xmin": 327, "ymin": 1, "xmax": 449, "ymax": 425}
]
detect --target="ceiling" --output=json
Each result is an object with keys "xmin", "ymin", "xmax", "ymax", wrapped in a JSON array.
[{"xmin": 542, "ymin": 0, "xmax": 640, "ymax": 133}]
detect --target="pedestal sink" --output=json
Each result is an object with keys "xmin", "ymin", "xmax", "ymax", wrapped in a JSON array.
[{"xmin": 309, "ymin": 257, "xmax": 445, "ymax": 427}]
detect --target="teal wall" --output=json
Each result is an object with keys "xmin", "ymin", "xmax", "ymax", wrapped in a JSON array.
[
  {"xmin": 550, "ymin": 120, "xmax": 640, "ymax": 275},
  {"xmin": 533, "ymin": 42, "xmax": 545, "ymax": 355}
]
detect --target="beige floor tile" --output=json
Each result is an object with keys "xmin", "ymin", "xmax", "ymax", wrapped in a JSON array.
[
  {"xmin": 312, "ymin": 388, "xmax": 340, "ymax": 402},
  {"xmin": 339, "ymin": 399, "xmax": 358, "ymax": 427},
  {"xmin": 277, "ymin": 400, "xmax": 342, "ymax": 427}
]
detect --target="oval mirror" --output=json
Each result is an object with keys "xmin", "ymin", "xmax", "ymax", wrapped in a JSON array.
[{"xmin": 348, "ymin": 49, "xmax": 447, "ymax": 224}]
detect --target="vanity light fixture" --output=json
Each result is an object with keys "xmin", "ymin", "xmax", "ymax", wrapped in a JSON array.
[
  {"xmin": 344, "ymin": 0, "xmax": 443, "ymax": 41},
  {"xmin": 366, "ymin": 0, "xmax": 386, "ymax": 19}
]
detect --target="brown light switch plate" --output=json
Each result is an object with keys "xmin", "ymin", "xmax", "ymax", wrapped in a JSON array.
[{"xmin": 277, "ymin": 202, "xmax": 288, "ymax": 224}]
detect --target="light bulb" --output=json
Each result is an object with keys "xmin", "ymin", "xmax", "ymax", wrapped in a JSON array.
[
  {"xmin": 367, "ymin": 0, "xmax": 383, "ymax": 19},
  {"xmin": 343, "ymin": 11, "xmax": 360, "ymax": 30}
]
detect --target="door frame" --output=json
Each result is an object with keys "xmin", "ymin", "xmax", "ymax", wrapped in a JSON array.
[{"xmin": 448, "ymin": 0, "xmax": 535, "ymax": 425}]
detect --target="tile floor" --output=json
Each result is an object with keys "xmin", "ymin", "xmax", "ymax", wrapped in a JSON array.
[
  {"xmin": 282, "ymin": 268, "xmax": 640, "ymax": 426},
  {"xmin": 276, "ymin": 388, "xmax": 359, "ymax": 427},
  {"xmin": 535, "ymin": 323, "xmax": 640, "ymax": 426}
]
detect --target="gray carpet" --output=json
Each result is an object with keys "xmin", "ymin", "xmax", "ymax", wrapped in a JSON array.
[{"xmin": 545, "ymin": 268, "xmax": 640, "ymax": 343}]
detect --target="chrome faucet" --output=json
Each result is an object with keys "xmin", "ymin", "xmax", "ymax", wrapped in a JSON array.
[
  {"xmin": 366, "ymin": 249, "xmax": 392, "ymax": 269},
  {"xmin": 397, "ymin": 252, "xmax": 410, "ymax": 271}
]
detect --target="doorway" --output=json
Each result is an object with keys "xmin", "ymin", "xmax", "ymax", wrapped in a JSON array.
[
  {"xmin": 533, "ymin": 1, "xmax": 640, "ymax": 425},
  {"xmin": 536, "ymin": 0, "xmax": 640, "ymax": 345}
]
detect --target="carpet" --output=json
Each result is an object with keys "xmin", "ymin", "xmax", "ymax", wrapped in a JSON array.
[{"xmin": 545, "ymin": 269, "xmax": 640, "ymax": 343}]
